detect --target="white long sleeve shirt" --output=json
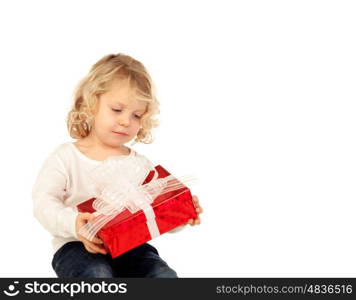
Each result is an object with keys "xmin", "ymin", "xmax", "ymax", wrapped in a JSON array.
[{"xmin": 32, "ymin": 142, "xmax": 184, "ymax": 255}]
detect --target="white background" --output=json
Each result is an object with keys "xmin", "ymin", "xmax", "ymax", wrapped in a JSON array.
[{"xmin": 0, "ymin": 0, "xmax": 355, "ymax": 277}]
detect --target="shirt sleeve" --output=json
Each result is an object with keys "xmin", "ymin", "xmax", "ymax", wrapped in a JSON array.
[{"xmin": 32, "ymin": 152, "xmax": 78, "ymax": 239}]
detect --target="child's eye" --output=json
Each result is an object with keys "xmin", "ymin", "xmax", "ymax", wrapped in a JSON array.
[
  {"xmin": 112, "ymin": 108, "xmax": 121, "ymax": 112},
  {"xmin": 134, "ymin": 115, "xmax": 142, "ymax": 119}
]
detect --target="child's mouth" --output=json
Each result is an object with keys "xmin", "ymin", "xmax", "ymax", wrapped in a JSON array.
[{"xmin": 113, "ymin": 131, "xmax": 128, "ymax": 136}]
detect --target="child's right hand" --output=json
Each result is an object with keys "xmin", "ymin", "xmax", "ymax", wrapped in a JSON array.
[{"xmin": 75, "ymin": 213, "xmax": 108, "ymax": 255}]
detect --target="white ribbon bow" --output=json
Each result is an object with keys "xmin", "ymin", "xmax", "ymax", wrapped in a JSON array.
[{"xmin": 79, "ymin": 154, "xmax": 195, "ymax": 242}]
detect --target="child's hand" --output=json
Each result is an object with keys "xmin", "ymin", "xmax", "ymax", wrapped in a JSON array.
[
  {"xmin": 187, "ymin": 195, "xmax": 203, "ymax": 226},
  {"xmin": 75, "ymin": 213, "xmax": 108, "ymax": 255}
]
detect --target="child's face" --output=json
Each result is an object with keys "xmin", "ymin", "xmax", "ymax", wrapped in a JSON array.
[{"xmin": 90, "ymin": 78, "xmax": 147, "ymax": 149}]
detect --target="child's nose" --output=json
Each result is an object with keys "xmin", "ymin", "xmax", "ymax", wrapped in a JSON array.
[{"xmin": 118, "ymin": 116, "xmax": 130, "ymax": 127}]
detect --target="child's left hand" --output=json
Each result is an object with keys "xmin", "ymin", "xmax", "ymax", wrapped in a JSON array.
[{"xmin": 187, "ymin": 195, "xmax": 203, "ymax": 226}]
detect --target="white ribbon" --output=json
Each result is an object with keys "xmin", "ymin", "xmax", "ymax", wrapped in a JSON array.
[{"xmin": 78, "ymin": 154, "xmax": 195, "ymax": 242}]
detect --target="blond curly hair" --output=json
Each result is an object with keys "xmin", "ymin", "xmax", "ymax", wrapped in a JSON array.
[{"xmin": 67, "ymin": 53, "xmax": 160, "ymax": 144}]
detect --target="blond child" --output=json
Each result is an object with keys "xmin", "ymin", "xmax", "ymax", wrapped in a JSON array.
[{"xmin": 32, "ymin": 53, "xmax": 202, "ymax": 278}]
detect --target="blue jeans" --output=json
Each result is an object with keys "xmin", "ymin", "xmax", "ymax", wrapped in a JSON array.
[{"xmin": 51, "ymin": 241, "xmax": 178, "ymax": 278}]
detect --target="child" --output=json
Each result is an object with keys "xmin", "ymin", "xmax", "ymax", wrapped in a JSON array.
[{"xmin": 32, "ymin": 53, "xmax": 203, "ymax": 278}]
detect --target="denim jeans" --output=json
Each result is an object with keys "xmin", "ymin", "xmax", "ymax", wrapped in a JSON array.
[{"xmin": 51, "ymin": 241, "xmax": 178, "ymax": 278}]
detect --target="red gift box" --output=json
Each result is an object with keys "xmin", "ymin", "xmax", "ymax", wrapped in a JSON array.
[{"xmin": 77, "ymin": 165, "xmax": 197, "ymax": 258}]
